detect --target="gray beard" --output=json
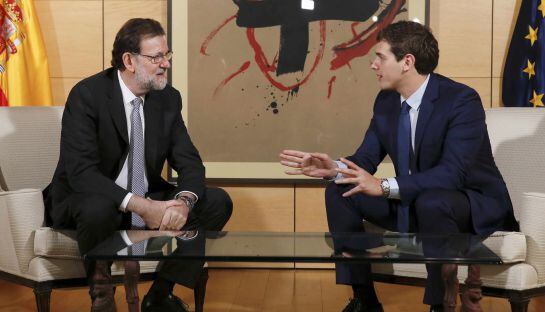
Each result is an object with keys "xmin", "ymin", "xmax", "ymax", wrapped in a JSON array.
[{"xmin": 135, "ymin": 68, "xmax": 167, "ymax": 91}]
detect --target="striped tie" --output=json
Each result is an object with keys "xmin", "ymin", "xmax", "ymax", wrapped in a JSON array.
[{"xmin": 129, "ymin": 97, "xmax": 146, "ymax": 231}]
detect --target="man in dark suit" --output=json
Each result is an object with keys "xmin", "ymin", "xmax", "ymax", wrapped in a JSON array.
[
  {"xmin": 280, "ymin": 21, "xmax": 517, "ymax": 312},
  {"xmin": 43, "ymin": 18, "xmax": 232, "ymax": 312}
]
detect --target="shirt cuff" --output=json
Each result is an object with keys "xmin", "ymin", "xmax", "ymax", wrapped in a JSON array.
[
  {"xmin": 174, "ymin": 191, "xmax": 199, "ymax": 202},
  {"xmin": 330, "ymin": 160, "xmax": 348, "ymax": 181},
  {"xmin": 387, "ymin": 177, "xmax": 400, "ymax": 199},
  {"xmin": 119, "ymin": 193, "xmax": 133, "ymax": 212},
  {"xmin": 120, "ymin": 230, "xmax": 133, "ymax": 246}
]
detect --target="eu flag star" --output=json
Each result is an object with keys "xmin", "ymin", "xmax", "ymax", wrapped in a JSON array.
[
  {"xmin": 530, "ymin": 90, "xmax": 545, "ymax": 107},
  {"xmin": 539, "ymin": 0, "xmax": 545, "ymax": 17},
  {"xmin": 525, "ymin": 25, "xmax": 539, "ymax": 46},
  {"xmin": 523, "ymin": 60, "xmax": 536, "ymax": 79}
]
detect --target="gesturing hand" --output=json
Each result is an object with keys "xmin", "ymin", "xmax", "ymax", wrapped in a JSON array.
[
  {"xmin": 279, "ymin": 149, "xmax": 338, "ymax": 179},
  {"xmin": 334, "ymin": 157, "xmax": 382, "ymax": 197}
]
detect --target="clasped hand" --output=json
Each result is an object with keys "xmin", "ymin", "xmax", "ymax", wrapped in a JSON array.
[{"xmin": 130, "ymin": 197, "xmax": 190, "ymax": 231}]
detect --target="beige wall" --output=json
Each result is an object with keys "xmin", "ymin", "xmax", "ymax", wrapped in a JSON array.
[
  {"xmin": 35, "ymin": 0, "xmax": 519, "ymax": 235},
  {"xmin": 36, "ymin": 0, "xmax": 168, "ymax": 106}
]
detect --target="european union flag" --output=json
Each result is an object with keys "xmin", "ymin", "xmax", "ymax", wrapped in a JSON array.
[{"xmin": 503, "ymin": 0, "xmax": 545, "ymax": 107}]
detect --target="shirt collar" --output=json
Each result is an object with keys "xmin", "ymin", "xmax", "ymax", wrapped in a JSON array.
[
  {"xmin": 117, "ymin": 70, "xmax": 144, "ymax": 106},
  {"xmin": 400, "ymin": 74, "xmax": 430, "ymax": 110}
]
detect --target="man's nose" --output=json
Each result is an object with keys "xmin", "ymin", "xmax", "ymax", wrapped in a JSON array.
[{"xmin": 161, "ymin": 59, "xmax": 171, "ymax": 68}]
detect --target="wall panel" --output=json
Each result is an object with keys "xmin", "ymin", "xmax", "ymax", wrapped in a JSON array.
[
  {"xmin": 220, "ymin": 185, "xmax": 294, "ymax": 232},
  {"xmin": 103, "ymin": 0, "xmax": 168, "ymax": 68},
  {"xmin": 50, "ymin": 78, "xmax": 80, "ymax": 106},
  {"xmin": 493, "ymin": 0, "xmax": 520, "ymax": 78},
  {"xmin": 295, "ymin": 186, "xmax": 328, "ymax": 232},
  {"xmin": 430, "ymin": 0, "xmax": 493, "ymax": 78},
  {"xmin": 492, "ymin": 77, "xmax": 503, "ymax": 107},
  {"xmin": 36, "ymin": 0, "xmax": 103, "ymax": 78}
]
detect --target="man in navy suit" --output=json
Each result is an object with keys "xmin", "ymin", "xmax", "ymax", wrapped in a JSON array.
[{"xmin": 280, "ymin": 21, "xmax": 518, "ymax": 312}]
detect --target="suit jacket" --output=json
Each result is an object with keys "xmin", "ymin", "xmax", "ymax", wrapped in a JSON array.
[
  {"xmin": 347, "ymin": 73, "xmax": 518, "ymax": 235},
  {"xmin": 44, "ymin": 68, "xmax": 205, "ymax": 225}
]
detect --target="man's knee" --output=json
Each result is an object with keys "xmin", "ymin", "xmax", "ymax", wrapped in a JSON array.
[
  {"xmin": 203, "ymin": 187, "xmax": 233, "ymax": 223},
  {"xmin": 414, "ymin": 189, "xmax": 454, "ymax": 218},
  {"xmin": 325, "ymin": 182, "xmax": 349, "ymax": 206},
  {"xmin": 325, "ymin": 182, "xmax": 340, "ymax": 198}
]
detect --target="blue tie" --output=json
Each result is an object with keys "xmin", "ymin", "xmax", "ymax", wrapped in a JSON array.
[{"xmin": 397, "ymin": 101, "xmax": 411, "ymax": 232}]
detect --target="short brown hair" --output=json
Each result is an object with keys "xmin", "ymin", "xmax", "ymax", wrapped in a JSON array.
[
  {"xmin": 377, "ymin": 21, "xmax": 439, "ymax": 75},
  {"xmin": 111, "ymin": 18, "xmax": 165, "ymax": 70}
]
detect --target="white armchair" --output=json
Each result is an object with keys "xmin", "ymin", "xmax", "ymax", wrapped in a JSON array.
[{"xmin": 0, "ymin": 107, "xmax": 160, "ymax": 312}]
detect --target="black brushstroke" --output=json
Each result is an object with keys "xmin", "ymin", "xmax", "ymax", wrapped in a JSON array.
[
  {"xmin": 278, "ymin": 21, "xmax": 309, "ymax": 74},
  {"xmin": 233, "ymin": 0, "xmax": 380, "ymax": 76}
]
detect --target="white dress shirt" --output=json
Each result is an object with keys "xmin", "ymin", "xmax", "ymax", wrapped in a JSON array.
[
  {"xmin": 115, "ymin": 71, "xmax": 198, "ymax": 245},
  {"xmin": 115, "ymin": 70, "xmax": 148, "ymax": 211}
]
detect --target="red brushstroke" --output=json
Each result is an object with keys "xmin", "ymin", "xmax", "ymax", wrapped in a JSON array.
[
  {"xmin": 214, "ymin": 61, "xmax": 251, "ymax": 97},
  {"xmin": 200, "ymin": 13, "xmax": 237, "ymax": 56},
  {"xmin": 350, "ymin": 22, "xmax": 360, "ymax": 37},
  {"xmin": 327, "ymin": 76, "xmax": 336, "ymax": 99},
  {"xmin": 330, "ymin": 0, "xmax": 404, "ymax": 70},
  {"xmin": 246, "ymin": 21, "xmax": 327, "ymax": 92}
]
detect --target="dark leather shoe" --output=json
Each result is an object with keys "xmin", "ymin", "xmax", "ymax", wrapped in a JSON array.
[
  {"xmin": 141, "ymin": 292, "xmax": 189, "ymax": 312},
  {"xmin": 342, "ymin": 298, "xmax": 384, "ymax": 312},
  {"xmin": 89, "ymin": 261, "xmax": 116, "ymax": 312},
  {"xmin": 430, "ymin": 304, "xmax": 444, "ymax": 312}
]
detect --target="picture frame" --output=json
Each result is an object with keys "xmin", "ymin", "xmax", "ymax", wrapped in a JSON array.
[{"xmin": 168, "ymin": 0, "xmax": 429, "ymax": 182}]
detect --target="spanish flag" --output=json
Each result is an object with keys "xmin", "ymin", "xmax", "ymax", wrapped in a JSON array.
[{"xmin": 0, "ymin": 0, "xmax": 52, "ymax": 106}]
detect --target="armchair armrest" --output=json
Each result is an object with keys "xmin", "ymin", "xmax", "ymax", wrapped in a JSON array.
[
  {"xmin": 0, "ymin": 189, "xmax": 44, "ymax": 276},
  {"xmin": 519, "ymin": 192, "xmax": 545, "ymax": 285}
]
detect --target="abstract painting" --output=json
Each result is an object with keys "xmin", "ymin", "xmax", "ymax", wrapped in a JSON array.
[{"xmin": 172, "ymin": 0, "xmax": 427, "ymax": 179}]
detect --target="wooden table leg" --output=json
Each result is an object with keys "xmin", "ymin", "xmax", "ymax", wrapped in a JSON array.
[
  {"xmin": 442, "ymin": 263, "xmax": 458, "ymax": 312},
  {"xmin": 124, "ymin": 261, "xmax": 141, "ymax": 312},
  {"xmin": 461, "ymin": 264, "xmax": 483, "ymax": 312}
]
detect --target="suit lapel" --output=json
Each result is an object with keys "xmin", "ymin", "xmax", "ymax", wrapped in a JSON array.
[
  {"xmin": 144, "ymin": 92, "xmax": 161, "ymax": 169},
  {"xmin": 107, "ymin": 71, "xmax": 129, "ymax": 145},
  {"xmin": 414, "ymin": 74, "xmax": 439, "ymax": 156},
  {"xmin": 387, "ymin": 96, "xmax": 401, "ymax": 168}
]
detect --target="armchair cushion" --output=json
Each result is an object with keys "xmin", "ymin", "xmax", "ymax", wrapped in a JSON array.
[
  {"xmin": 34, "ymin": 228, "xmax": 81, "ymax": 260},
  {"xmin": 482, "ymin": 231, "xmax": 526, "ymax": 263},
  {"xmin": 364, "ymin": 222, "xmax": 526, "ymax": 264},
  {"xmin": 0, "ymin": 188, "xmax": 44, "ymax": 274},
  {"xmin": 0, "ymin": 166, "xmax": 6, "ymax": 191},
  {"xmin": 26, "ymin": 257, "xmax": 160, "ymax": 282}
]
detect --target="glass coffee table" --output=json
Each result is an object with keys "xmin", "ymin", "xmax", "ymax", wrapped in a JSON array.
[{"xmin": 86, "ymin": 231, "xmax": 503, "ymax": 312}]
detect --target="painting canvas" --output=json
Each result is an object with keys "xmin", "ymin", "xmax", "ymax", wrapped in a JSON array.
[{"xmin": 171, "ymin": 0, "xmax": 427, "ymax": 179}]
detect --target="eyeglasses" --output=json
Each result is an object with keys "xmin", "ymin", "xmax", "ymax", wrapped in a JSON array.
[{"xmin": 133, "ymin": 51, "xmax": 173, "ymax": 64}]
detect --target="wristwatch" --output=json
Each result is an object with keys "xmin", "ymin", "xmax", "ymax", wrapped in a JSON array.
[
  {"xmin": 175, "ymin": 194, "xmax": 196, "ymax": 210},
  {"xmin": 379, "ymin": 178, "xmax": 390, "ymax": 198}
]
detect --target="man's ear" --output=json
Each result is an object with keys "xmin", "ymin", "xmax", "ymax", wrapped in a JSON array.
[
  {"xmin": 122, "ymin": 52, "xmax": 136, "ymax": 73},
  {"xmin": 402, "ymin": 54, "xmax": 416, "ymax": 72}
]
